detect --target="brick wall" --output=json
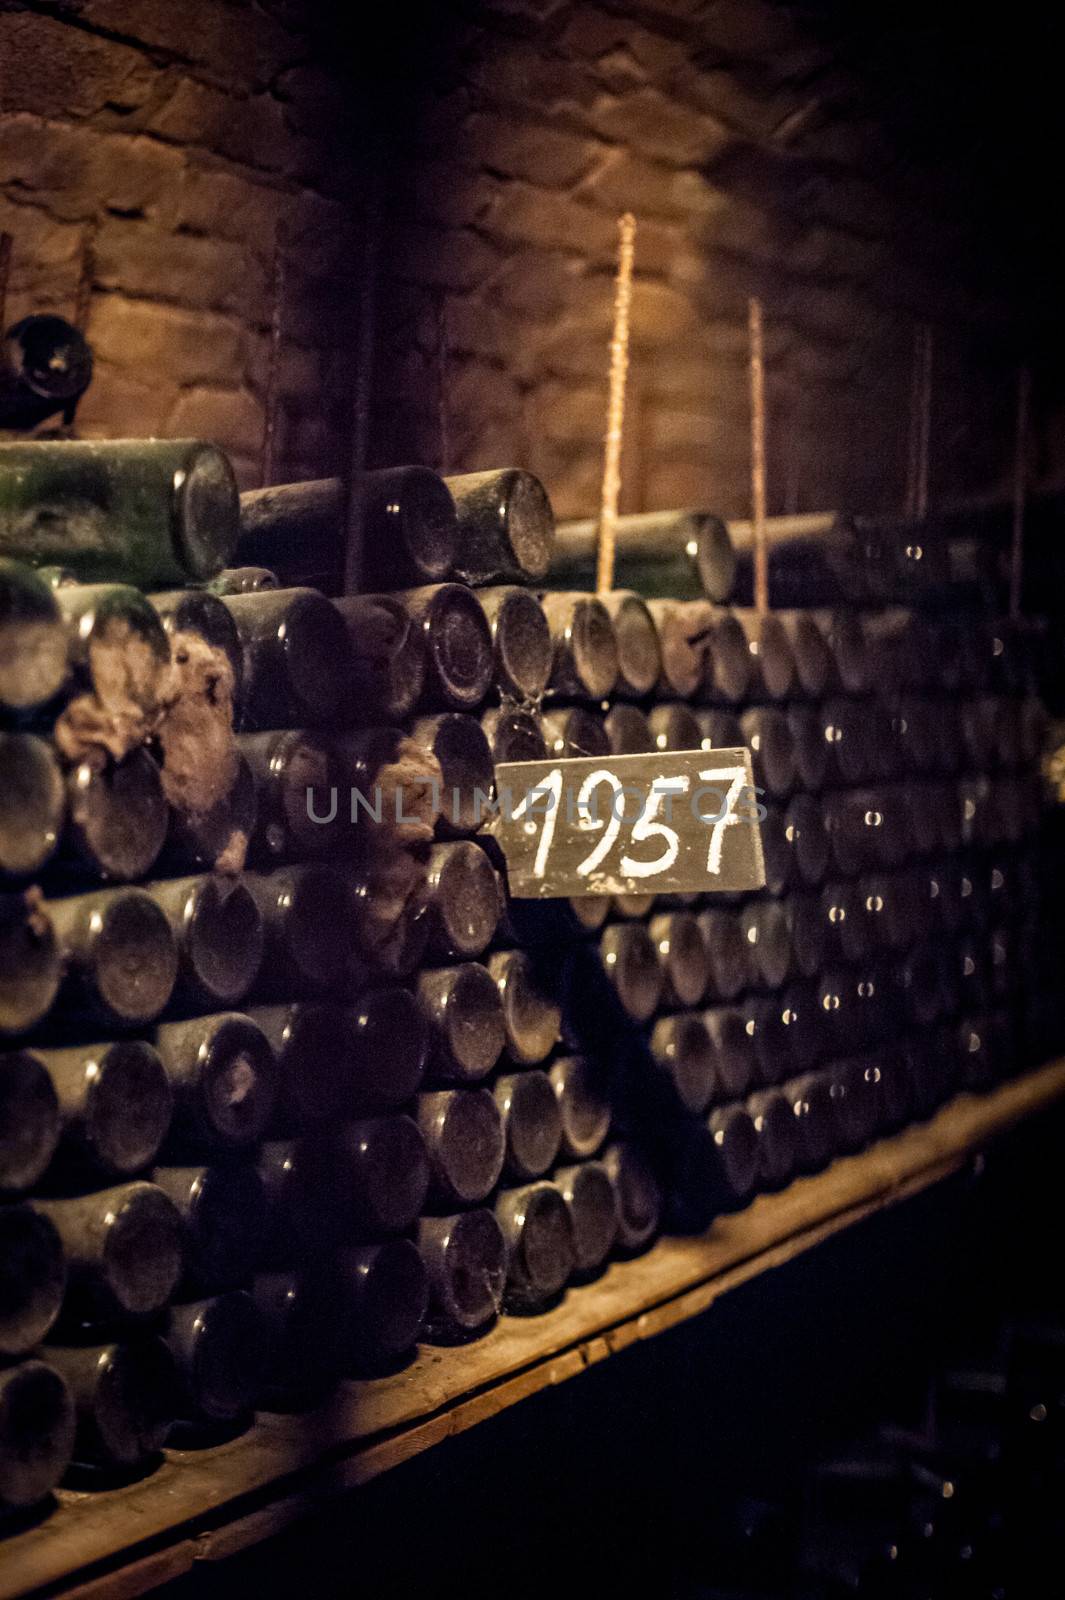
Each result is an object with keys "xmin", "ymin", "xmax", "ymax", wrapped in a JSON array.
[{"xmin": 0, "ymin": 1, "xmax": 1043, "ymax": 516}]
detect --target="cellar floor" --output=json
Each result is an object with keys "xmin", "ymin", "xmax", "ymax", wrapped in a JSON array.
[{"xmin": 4, "ymin": 1056, "xmax": 1065, "ymax": 1600}]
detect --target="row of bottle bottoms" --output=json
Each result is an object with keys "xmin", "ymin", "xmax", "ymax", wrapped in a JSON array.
[
  {"xmin": 0, "ymin": 1004, "xmax": 1031, "ymax": 1518},
  {"xmin": 0, "ymin": 542, "xmax": 1045, "ymax": 734}
]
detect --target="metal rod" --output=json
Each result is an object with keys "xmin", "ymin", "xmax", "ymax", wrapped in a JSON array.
[
  {"xmin": 596, "ymin": 212, "xmax": 636, "ymax": 595},
  {"xmin": 1009, "ymin": 364, "xmax": 1031, "ymax": 621},
  {"xmin": 747, "ymin": 296, "xmax": 768, "ymax": 614}
]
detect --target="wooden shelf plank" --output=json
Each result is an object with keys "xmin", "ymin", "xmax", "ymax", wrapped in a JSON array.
[{"xmin": 5, "ymin": 1058, "xmax": 1065, "ymax": 1600}]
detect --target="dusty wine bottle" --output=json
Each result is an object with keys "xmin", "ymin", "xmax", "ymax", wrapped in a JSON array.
[
  {"xmin": 786, "ymin": 704, "xmax": 830, "ymax": 792},
  {"xmin": 0, "ymin": 558, "xmax": 69, "ymax": 711},
  {"xmin": 486, "ymin": 949, "xmax": 561, "ymax": 1065},
  {"xmin": 417, "ymin": 1210, "xmax": 507, "ymax": 1339},
  {"xmin": 223, "ymin": 586, "xmax": 354, "ymax": 730},
  {"xmin": 473, "ymin": 585, "xmax": 552, "ymax": 701},
  {"xmin": 555, "ymin": 1161, "xmax": 618, "ymax": 1277},
  {"xmin": 600, "ymin": 923, "xmax": 665, "ymax": 1023},
  {"xmin": 732, "ymin": 609, "xmax": 797, "ymax": 701},
  {"xmin": 602, "ymin": 1141, "xmax": 661, "ymax": 1253},
  {"xmin": 445, "ymin": 468, "xmax": 555, "ymax": 585},
  {"xmin": 154, "ymin": 1013, "xmax": 278, "ymax": 1151},
  {"xmin": 165, "ymin": 1290, "xmax": 266, "ymax": 1425},
  {"xmin": 239, "ymin": 729, "xmax": 346, "ymax": 863},
  {"xmin": 646, "ymin": 1012, "xmax": 716, "ymax": 1115},
  {"xmin": 778, "ymin": 610, "xmax": 831, "ymax": 699},
  {"xmin": 245, "ymin": 864, "xmax": 357, "ymax": 995},
  {"xmin": 739, "ymin": 706, "xmax": 797, "ymax": 799},
  {"xmin": 35, "ymin": 1040, "xmax": 172, "ymax": 1180},
  {"xmin": 362, "ymin": 465, "xmax": 458, "ymax": 587},
  {"xmin": 246, "ymin": 1002, "xmax": 351, "ymax": 1126},
  {"xmin": 550, "ymin": 509, "xmax": 736, "ymax": 601},
  {"xmin": 148, "ymin": 587, "xmax": 244, "ymax": 703},
  {"xmin": 0, "ymin": 1049, "xmax": 61, "ymax": 1194},
  {"xmin": 549, "ymin": 1054, "xmax": 612, "ymax": 1161},
  {"xmin": 730, "ymin": 514, "xmax": 868, "ymax": 608},
  {"xmin": 396, "ymin": 583, "xmax": 494, "ymax": 711},
  {"xmin": 702, "ymin": 1007, "xmax": 757, "ymax": 1100},
  {"xmin": 0, "ymin": 733, "xmax": 65, "ymax": 879},
  {"xmin": 600, "ymin": 590, "xmax": 663, "ymax": 699},
  {"xmin": 312, "ymin": 1116, "xmax": 430, "ymax": 1238},
  {"xmin": 781, "ymin": 792, "xmax": 831, "ymax": 888},
  {"xmin": 493, "ymin": 1070, "xmax": 562, "ymax": 1182},
  {"xmin": 251, "ymin": 1268, "xmax": 342, "ymax": 1405},
  {"xmin": 605, "ymin": 702, "xmax": 654, "ymax": 754},
  {"xmin": 417, "ymin": 962, "xmax": 506, "ymax": 1082},
  {"xmin": 425, "ymin": 841, "xmax": 501, "ymax": 962},
  {"xmin": 646, "ymin": 598, "xmax": 712, "ymax": 700},
  {"xmin": 0, "ymin": 890, "xmax": 62, "ymax": 1038},
  {"xmin": 146, "ymin": 874, "xmax": 264, "ymax": 1011},
  {"xmin": 747, "ymin": 1087, "xmax": 798, "ymax": 1190},
  {"xmin": 0, "ymin": 1204, "xmax": 66, "ymax": 1358},
  {"xmin": 481, "ymin": 706, "xmax": 547, "ymax": 764},
  {"xmin": 705, "ymin": 1102, "xmax": 760, "ymax": 1210},
  {"xmin": 541, "ymin": 704, "xmax": 610, "ymax": 760},
  {"xmin": 46, "ymin": 886, "xmax": 178, "ymax": 1027},
  {"xmin": 538, "ymin": 591, "xmax": 618, "ymax": 700},
  {"xmin": 0, "ymin": 439, "xmax": 239, "ymax": 585},
  {"xmin": 31, "ymin": 1182, "xmax": 184, "ymax": 1323},
  {"xmin": 54, "ymin": 582, "xmax": 172, "ymax": 728},
  {"xmin": 495, "ymin": 1180, "xmax": 574, "ymax": 1310},
  {"xmin": 783, "ymin": 892, "xmax": 829, "ymax": 980},
  {"xmin": 42, "ymin": 1337, "xmax": 178, "ymax": 1470},
  {"xmin": 416, "ymin": 1088, "xmax": 505, "ymax": 1208},
  {"xmin": 697, "ymin": 908, "xmax": 750, "ymax": 1002},
  {"xmin": 0, "ymin": 1360, "xmax": 75, "ymax": 1509},
  {"xmin": 649, "ymin": 911, "xmax": 709, "ymax": 1007},
  {"xmin": 153, "ymin": 1164, "xmax": 267, "ymax": 1293},
  {"xmin": 648, "ymin": 700, "xmax": 704, "ymax": 753},
  {"xmin": 409, "ymin": 713, "xmax": 494, "ymax": 839},
  {"xmin": 209, "ymin": 567, "xmax": 279, "ymax": 596},
  {"xmin": 333, "ymin": 593, "xmax": 427, "ymax": 723},
  {"xmin": 0, "ymin": 313, "xmax": 93, "ymax": 428},
  {"xmin": 61, "ymin": 748, "xmax": 168, "ymax": 884},
  {"xmin": 335, "ymin": 1239, "xmax": 429, "ymax": 1369},
  {"xmin": 162, "ymin": 752, "xmax": 257, "ymax": 877},
  {"xmin": 781, "ymin": 1071, "xmax": 836, "ymax": 1173},
  {"xmin": 740, "ymin": 898, "xmax": 794, "ymax": 991}
]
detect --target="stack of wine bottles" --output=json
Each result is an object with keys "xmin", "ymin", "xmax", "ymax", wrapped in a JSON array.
[{"xmin": 0, "ymin": 437, "xmax": 1056, "ymax": 1530}]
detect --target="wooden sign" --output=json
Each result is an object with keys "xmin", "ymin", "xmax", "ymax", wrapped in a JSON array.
[{"xmin": 489, "ymin": 746, "xmax": 765, "ymax": 898}]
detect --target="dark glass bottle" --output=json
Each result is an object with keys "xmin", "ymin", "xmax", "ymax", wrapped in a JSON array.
[
  {"xmin": 0, "ymin": 890, "xmax": 62, "ymax": 1039},
  {"xmin": 54, "ymin": 582, "xmax": 172, "ymax": 728},
  {"xmin": 154, "ymin": 1013, "xmax": 279, "ymax": 1150},
  {"xmin": 538, "ymin": 591, "xmax": 618, "ymax": 700},
  {"xmin": 31, "ymin": 1182, "xmax": 184, "ymax": 1323},
  {"xmin": 824, "ymin": 787, "xmax": 894, "ymax": 877},
  {"xmin": 784, "ymin": 891, "xmax": 829, "ymax": 980},
  {"xmin": 335, "ymin": 1239, "xmax": 429, "ymax": 1369},
  {"xmin": 549, "ymin": 509, "xmax": 735, "ymax": 601},
  {"xmin": 0, "ymin": 1204, "xmax": 66, "ymax": 1358},
  {"xmin": 600, "ymin": 922, "xmax": 664, "ymax": 1023},
  {"xmin": 311, "ymin": 1116, "xmax": 430, "ymax": 1238},
  {"xmin": 649, "ymin": 911, "xmax": 709, "ymax": 1007},
  {"xmin": 705, "ymin": 1102, "xmax": 760, "ymax": 1209},
  {"xmin": 239, "ymin": 728, "xmax": 347, "ymax": 862},
  {"xmin": 647, "ymin": 598, "xmax": 714, "ymax": 700},
  {"xmin": 732, "ymin": 609, "xmax": 796, "ymax": 700},
  {"xmin": 148, "ymin": 586, "xmax": 244, "ymax": 706},
  {"xmin": 361, "ymin": 465, "xmax": 458, "ymax": 586},
  {"xmin": 747, "ymin": 1087, "xmax": 798, "ymax": 1190},
  {"xmin": 221, "ymin": 587, "xmax": 352, "ymax": 728},
  {"xmin": 333, "ymin": 593, "xmax": 427, "ymax": 723},
  {"xmin": 494, "ymin": 1070, "xmax": 562, "ymax": 1182},
  {"xmin": 245, "ymin": 864, "xmax": 357, "ymax": 995},
  {"xmin": 487, "ymin": 949, "xmax": 561, "ymax": 1065},
  {"xmin": 46, "ymin": 886, "xmax": 178, "ymax": 1028},
  {"xmin": 251, "ymin": 1269, "xmax": 342, "ymax": 1407},
  {"xmin": 209, "ymin": 566, "xmax": 279, "ymax": 596},
  {"xmin": 541, "ymin": 704, "xmax": 610, "ymax": 760},
  {"xmin": 62, "ymin": 747, "xmax": 168, "ymax": 884},
  {"xmin": 697, "ymin": 907, "xmax": 750, "ymax": 1001},
  {"xmin": 495, "ymin": 1181, "xmax": 574, "ymax": 1311},
  {"xmin": 416, "ymin": 963, "xmax": 506, "ymax": 1082},
  {"xmin": 740, "ymin": 706, "xmax": 797, "ymax": 798},
  {"xmin": 416, "ymin": 1088, "xmax": 505, "ymax": 1208},
  {"xmin": 473, "ymin": 585, "xmax": 552, "ymax": 701},
  {"xmin": 417, "ymin": 1210, "xmax": 507, "ymax": 1340},
  {"xmin": 445, "ymin": 468, "xmax": 555, "ymax": 585},
  {"xmin": 605, "ymin": 702, "xmax": 654, "ymax": 754},
  {"xmin": 600, "ymin": 590, "xmax": 663, "ymax": 699},
  {"xmin": 786, "ymin": 704, "xmax": 831, "ymax": 792},
  {"xmin": 779, "ymin": 609, "xmax": 831, "ymax": 698},
  {"xmin": 0, "ymin": 439, "xmax": 239, "ymax": 585},
  {"xmin": 152, "ymin": 1164, "xmax": 267, "ymax": 1293},
  {"xmin": 648, "ymin": 700, "xmax": 703, "ymax": 752},
  {"xmin": 0, "ymin": 313, "xmax": 93, "ymax": 428},
  {"xmin": 602, "ymin": 1141, "xmax": 662, "ymax": 1253},
  {"xmin": 555, "ymin": 1161, "xmax": 619, "ymax": 1278},
  {"xmin": 702, "ymin": 1007, "xmax": 757, "ymax": 1100},
  {"xmin": 409, "ymin": 713, "xmax": 494, "ymax": 839},
  {"xmin": 397, "ymin": 583, "xmax": 494, "ymax": 711},
  {"xmin": 782, "ymin": 791, "xmax": 831, "ymax": 888},
  {"xmin": 0, "ymin": 1359, "xmax": 75, "ymax": 1508},
  {"xmin": 246, "ymin": 1003, "xmax": 351, "ymax": 1126},
  {"xmin": 0, "ymin": 1050, "xmax": 61, "ymax": 1194},
  {"xmin": 0, "ymin": 557, "xmax": 69, "ymax": 711},
  {"xmin": 781, "ymin": 1070, "xmax": 836, "ymax": 1173},
  {"xmin": 146, "ymin": 874, "xmax": 264, "ymax": 1011},
  {"xmin": 35, "ymin": 1040, "xmax": 172, "ymax": 1180},
  {"xmin": 549, "ymin": 1054, "xmax": 612, "ymax": 1161},
  {"xmin": 425, "ymin": 841, "xmax": 501, "ymax": 962},
  {"xmin": 740, "ymin": 898, "xmax": 794, "ymax": 991},
  {"xmin": 166, "ymin": 1290, "xmax": 266, "ymax": 1424},
  {"xmin": 43, "ymin": 1337, "xmax": 178, "ymax": 1468},
  {"xmin": 646, "ymin": 1012, "xmax": 716, "ymax": 1115},
  {"xmin": 162, "ymin": 752, "xmax": 257, "ymax": 876},
  {"xmin": 0, "ymin": 733, "xmax": 65, "ymax": 879},
  {"xmin": 481, "ymin": 706, "xmax": 547, "ymax": 765}
]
